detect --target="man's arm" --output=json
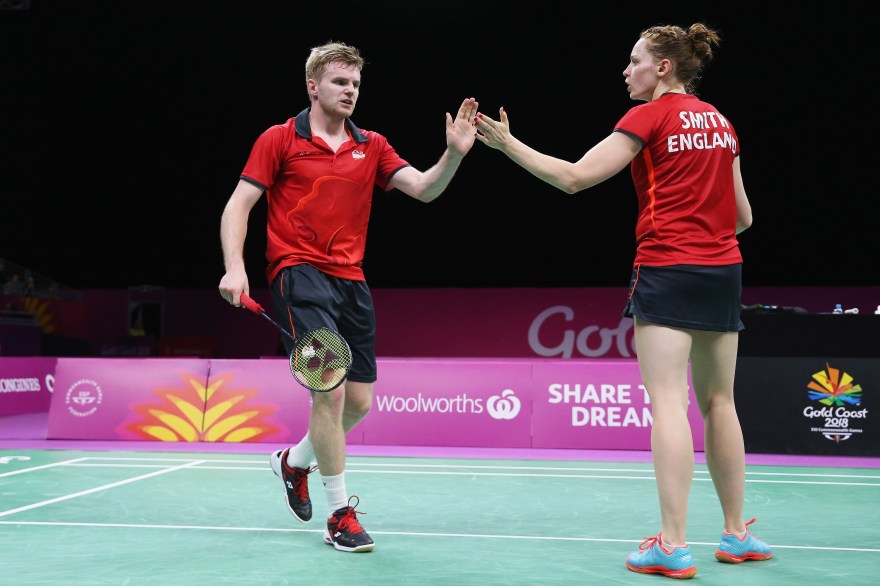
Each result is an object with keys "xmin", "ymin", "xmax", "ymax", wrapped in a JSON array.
[
  {"xmin": 391, "ymin": 97, "xmax": 478, "ymax": 202},
  {"xmin": 218, "ymin": 179, "xmax": 264, "ymax": 306}
]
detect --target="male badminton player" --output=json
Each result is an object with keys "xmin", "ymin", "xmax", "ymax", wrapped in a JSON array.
[{"xmin": 218, "ymin": 41, "xmax": 478, "ymax": 553}]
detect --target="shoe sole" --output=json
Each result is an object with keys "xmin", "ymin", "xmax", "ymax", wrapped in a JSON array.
[
  {"xmin": 323, "ymin": 529, "xmax": 375, "ymax": 553},
  {"xmin": 269, "ymin": 449, "xmax": 311, "ymax": 524},
  {"xmin": 626, "ymin": 562, "xmax": 697, "ymax": 579},
  {"xmin": 715, "ymin": 551, "xmax": 773, "ymax": 563}
]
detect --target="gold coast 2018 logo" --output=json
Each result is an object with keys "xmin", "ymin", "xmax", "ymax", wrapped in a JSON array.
[{"xmin": 804, "ymin": 363, "xmax": 867, "ymax": 443}]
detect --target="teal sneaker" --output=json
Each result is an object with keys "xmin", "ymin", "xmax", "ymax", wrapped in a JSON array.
[
  {"xmin": 715, "ymin": 518, "xmax": 773, "ymax": 563},
  {"xmin": 626, "ymin": 534, "xmax": 697, "ymax": 579}
]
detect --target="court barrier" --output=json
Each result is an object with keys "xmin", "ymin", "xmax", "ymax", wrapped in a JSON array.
[
  {"xmin": 1, "ymin": 356, "xmax": 700, "ymax": 451},
  {"xmin": 2, "ymin": 356, "xmax": 877, "ymax": 456}
]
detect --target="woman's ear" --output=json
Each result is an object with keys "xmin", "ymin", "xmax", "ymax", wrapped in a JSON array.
[{"xmin": 657, "ymin": 58, "xmax": 673, "ymax": 77}]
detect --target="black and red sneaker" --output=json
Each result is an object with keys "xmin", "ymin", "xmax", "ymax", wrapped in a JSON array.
[
  {"xmin": 323, "ymin": 496, "xmax": 375, "ymax": 552},
  {"xmin": 269, "ymin": 448, "xmax": 316, "ymax": 523}
]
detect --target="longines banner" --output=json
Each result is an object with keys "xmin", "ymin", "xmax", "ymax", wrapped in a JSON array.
[
  {"xmin": 0, "ymin": 357, "xmax": 56, "ymax": 417},
  {"xmin": 736, "ymin": 357, "xmax": 879, "ymax": 456},
  {"xmin": 36, "ymin": 356, "xmax": 706, "ymax": 452}
]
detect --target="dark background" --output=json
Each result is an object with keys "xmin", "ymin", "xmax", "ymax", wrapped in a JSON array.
[{"xmin": 1, "ymin": 1, "xmax": 875, "ymax": 290}]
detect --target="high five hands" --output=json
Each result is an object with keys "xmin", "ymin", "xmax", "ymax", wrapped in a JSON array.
[
  {"xmin": 474, "ymin": 107, "xmax": 511, "ymax": 151},
  {"xmin": 445, "ymin": 100, "xmax": 512, "ymax": 155},
  {"xmin": 446, "ymin": 97, "xmax": 480, "ymax": 156}
]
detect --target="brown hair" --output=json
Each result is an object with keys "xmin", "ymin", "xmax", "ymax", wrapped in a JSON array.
[
  {"xmin": 305, "ymin": 41, "xmax": 365, "ymax": 83},
  {"xmin": 640, "ymin": 23, "xmax": 721, "ymax": 94}
]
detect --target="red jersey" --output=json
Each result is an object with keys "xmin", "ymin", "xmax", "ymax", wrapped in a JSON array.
[
  {"xmin": 614, "ymin": 93, "xmax": 742, "ymax": 266},
  {"xmin": 241, "ymin": 108, "xmax": 410, "ymax": 285}
]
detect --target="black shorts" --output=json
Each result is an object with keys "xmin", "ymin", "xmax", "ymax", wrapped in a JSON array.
[
  {"xmin": 622, "ymin": 264, "xmax": 744, "ymax": 332},
  {"xmin": 270, "ymin": 264, "xmax": 377, "ymax": 383}
]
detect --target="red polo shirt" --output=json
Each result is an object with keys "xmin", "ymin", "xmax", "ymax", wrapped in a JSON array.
[
  {"xmin": 614, "ymin": 93, "xmax": 743, "ymax": 267},
  {"xmin": 241, "ymin": 108, "xmax": 410, "ymax": 284}
]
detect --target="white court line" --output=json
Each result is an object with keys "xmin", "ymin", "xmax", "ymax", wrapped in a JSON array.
[
  {"xmin": 5, "ymin": 458, "xmax": 878, "ymax": 488},
  {"xmin": 36, "ymin": 465, "xmax": 880, "ymax": 486},
  {"xmin": 0, "ymin": 457, "xmax": 91, "ymax": 478},
  {"xmin": 0, "ymin": 520, "xmax": 877, "ymax": 554},
  {"xmin": 57, "ymin": 457, "xmax": 880, "ymax": 480},
  {"xmin": 0, "ymin": 459, "xmax": 206, "ymax": 518},
  {"xmin": 45, "ymin": 461, "xmax": 880, "ymax": 485}
]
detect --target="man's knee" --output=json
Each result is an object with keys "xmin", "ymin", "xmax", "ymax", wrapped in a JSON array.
[
  {"xmin": 344, "ymin": 382, "xmax": 374, "ymax": 419},
  {"xmin": 346, "ymin": 393, "xmax": 372, "ymax": 419}
]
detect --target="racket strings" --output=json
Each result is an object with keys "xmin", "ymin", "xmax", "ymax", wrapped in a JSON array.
[{"xmin": 291, "ymin": 328, "xmax": 352, "ymax": 392}]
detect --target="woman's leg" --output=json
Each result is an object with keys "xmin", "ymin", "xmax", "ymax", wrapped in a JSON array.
[
  {"xmin": 633, "ymin": 317, "xmax": 694, "ymax": 546},
  {"xmin": 689, "ymin": 330, "xmax": 747, "ymax": 534}
]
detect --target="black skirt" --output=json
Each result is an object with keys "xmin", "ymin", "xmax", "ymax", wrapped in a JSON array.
[{"xmin": 622, "ymin": 264, "xmax": 745, "ymax": 332}]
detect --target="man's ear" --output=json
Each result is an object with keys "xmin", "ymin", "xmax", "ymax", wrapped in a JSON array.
[{"xmin": 307, "ymin": 79, "xmax": 318, "ymax": 98}]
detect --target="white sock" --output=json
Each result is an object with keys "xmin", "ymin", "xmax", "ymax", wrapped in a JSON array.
[
  {"xmin": 322, "ymin": 473, "xmax": 348, "ymax": 515},
  {"xmin": 285, "ymin": 434, "xmax": 315, "ymax": 469}
]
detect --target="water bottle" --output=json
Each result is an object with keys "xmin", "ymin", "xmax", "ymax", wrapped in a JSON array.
[{"xmin": 832, "ymin": 304, "xmax": 843, "ymax": 315}]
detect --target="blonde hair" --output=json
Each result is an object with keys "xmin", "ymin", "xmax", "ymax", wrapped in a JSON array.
[{"xmin": 305, "ymin": 41, "xmax": 364, "ymax": 83}]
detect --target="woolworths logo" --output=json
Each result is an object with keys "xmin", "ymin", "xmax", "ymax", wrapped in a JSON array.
[{"xmin": 376, "ymin": 389, "xmax": 522, "ymax": 420}]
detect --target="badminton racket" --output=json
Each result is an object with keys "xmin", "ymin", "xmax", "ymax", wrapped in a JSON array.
[{"xmin": 239, "ymin": 293, "xmax": 352, "ymax": 392}]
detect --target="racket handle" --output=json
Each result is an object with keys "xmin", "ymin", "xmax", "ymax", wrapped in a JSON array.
[{"xmin": 240, "ymin": 292, "xmax": 264, "ymax": 314}]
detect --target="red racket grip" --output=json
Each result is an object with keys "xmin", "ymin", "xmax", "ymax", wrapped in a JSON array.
[{"xmin": 239, "ymin": 292, "xmax": 265, "ymax": 315}]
